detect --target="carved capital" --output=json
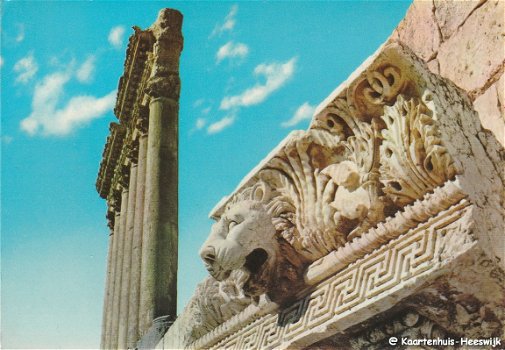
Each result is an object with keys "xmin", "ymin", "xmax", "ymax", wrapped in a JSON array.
[
  {"xmin": 145, "ymin": 73, "xmax": 180, "ymax": 100},
  {"xmin": 108, "ymin": 187, "xmax": 122, "ymax": 213},
  {"xmin": 126, "ymin": 138, "xmax": 139, "ymax": 164},
  {"xmin": 135, "ymin": 105, "xmax": 150, "ymax": 134},
  {"xmin": 118, "ymin": 163, "xmax": 130, "ymax": 189},
  {"xmin": 106, "ymin": 209, "xmax": 116, "ymax": 230}
]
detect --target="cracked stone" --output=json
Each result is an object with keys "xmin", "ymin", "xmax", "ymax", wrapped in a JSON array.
[
  {"xmin": 433, "ymin": 0, "xmax": 485, "ymax": 40},
  {"xmin": 389, "ymin": 0, "xmax": 441, "ymax": 62},
  {"xmin": 437, "ymin": 0, "xmax": 505, "ymax": 93},
  {"xmin": 473, "ymin": 73, "xmax": 505, "ymax": 147}
]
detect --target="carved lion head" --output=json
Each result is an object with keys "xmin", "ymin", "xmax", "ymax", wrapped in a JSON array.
[
  {"xmin": 200, "ymin": 183, "xmax": 306, "ymax": 304},
  {"xmin": 200, "ymin": 200, "xmax": 277, "ymax": 292}
]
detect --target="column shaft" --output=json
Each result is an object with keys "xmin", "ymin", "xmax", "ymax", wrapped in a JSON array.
[
  {"xmin": 127, "ymin": 135, "xmax": 148, "ymax": 347},
  {"xmin": 118, "ymin": 165, "xmax": 138, "ymax": 349},
  {"xmin": 104, "ymin": 213, "xmax": 121, "ymax": 349},
  {"xmin": 111, "ymin": 188, "xmax": 129, "ymax": 349},
  {"xmin": 139, "ymin": 97, "xmax": 178, "ymax": 334},
  {"xmin": 100, "ymin": 228, "xmax": 114, "ymax": 349}
]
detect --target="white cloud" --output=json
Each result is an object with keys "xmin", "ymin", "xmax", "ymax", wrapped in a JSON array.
[
  {"xmin": 211, "ymin": 5, "xmax": 238, "ymax": 37},
  {"xmin": 76, "ymin": 56, "xmax": 96, "ymax": 83},
  {"xmin": 281, "ymin": 102, "xmax": 316, "ymax": 128},
  {"xmin": 16, "ymin": 24, "xmax": 25, "ymax": 43},
  {"xmin": 0, "ymin": 56, "xmax": 4, "ymax": 68},
  {"xmin": 13, "ymin": 52, "xmax": 38, "ymax": 84},
  {"xmin": 220, "ymin": 57, "xmax": 296, "ymax": 110},
  {"xmin": 108, "ymin": 26, "xmax": 125, "ymax": 49},
  {"xmin": 216, "ymin": 41, "xmax": 249, "ymax": 63},
  {"xmin": 207, "ymin": 115, "xmax": 235, "ymax": 134},
  {"xmin": 20, "ymin": 68, "xmax": 116, "ymax": 136},
  {"xmin": 196, "ymin": 118, "xmax": 207, "ymax": 130}
]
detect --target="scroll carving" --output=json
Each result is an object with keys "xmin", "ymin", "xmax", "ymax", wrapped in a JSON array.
[{"xmin": 349, "ymin": 64, "xmax": 410, "ymax": 121}]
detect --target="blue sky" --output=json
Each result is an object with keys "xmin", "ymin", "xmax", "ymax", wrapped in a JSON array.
[{"xmin": 1, "ymin": 1, "xmax": 411, "ymax": 348}]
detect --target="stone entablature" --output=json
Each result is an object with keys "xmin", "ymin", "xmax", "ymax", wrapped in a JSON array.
[{"xmin": 159, "ymin": 42, "xmax": 504, "ymax": 349}]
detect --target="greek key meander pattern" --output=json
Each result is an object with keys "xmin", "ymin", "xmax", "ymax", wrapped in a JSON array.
[{"xmin": 204, "ymin": 202, "xmax": 472, "ymax": 350}]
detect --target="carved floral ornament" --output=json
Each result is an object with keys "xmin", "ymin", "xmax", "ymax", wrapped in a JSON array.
[{"xmin": 197, "ymin": 44, "xmax": 462, "ymax": 331}]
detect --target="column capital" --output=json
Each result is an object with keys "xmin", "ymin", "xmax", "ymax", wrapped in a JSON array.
[
  {"xmin": 146, "ymin": 8, "xmax": 183, "ymax": 101},
  {"xmin": 136, "ymin": 105, "xmax": 150, "ymax": 135},
  {"xmin": 106, "ymin": 209, "xmax": 116, "ymax": 231},
  {"xmin": 118, "ymin": 163, "xmax": 131, "ymax": 189},
  {"xmin": 108, "ymin": 188, "xmax": 122, "ymax": 214},
  {"xmin": 145, "ymin": 73, "xmax": 180, "ymax": 100},
  {"xmin": 126, "ymin": 138, "xmax": 140, "ymax": 164}
]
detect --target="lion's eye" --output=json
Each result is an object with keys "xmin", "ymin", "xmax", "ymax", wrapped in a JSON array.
[{"xmin": 228, "ymin": 220, "xmax": 238, "ymax": 230}]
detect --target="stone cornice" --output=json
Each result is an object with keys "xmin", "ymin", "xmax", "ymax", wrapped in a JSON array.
[
  {"xmin": 114, "ymin": 29, "xmax": 155, "ymax": 124},
  {"xmin": 97, "ymin": 9, "xmax": 184, "ymax": 207},
  {"xmin": 96, "ymin": 122, "xmax": 126, "ymax": 199},
  {"xmin": 97, "ymin": 26, "xmax": 153, "ymax": 203}
]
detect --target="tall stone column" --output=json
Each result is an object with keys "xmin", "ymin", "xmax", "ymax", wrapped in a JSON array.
[
  {"xmin": 111, "ymin": 183, "xmax": 129, "ymax": 349},
  {"xmin": 118, "ymin": 161, "xmax": 138, "ymax": 349},
  {"xmin": 127, "ymin": 132, "xmax": 148, "ymax": 348},
  {"xmin": 139, "ymin": 8, "xmax": 183, "ymax": 336},
  {"xmin": 104, "ymin": 211, "xmax": 121, "ymax": 349},
  {"xmin": 100, "ymin": 224, "xmax": 114, "ymax": 349}
]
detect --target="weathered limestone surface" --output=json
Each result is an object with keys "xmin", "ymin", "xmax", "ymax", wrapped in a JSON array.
[
  {"xmin": 436, "ymin": 0, "xmax": 504, "ymax": 94},
  {"xmin": 474, "ymin": 73, "xmax": 505, "ymax": 144},
  {"xmin": 118, "ymin": 163, "xmax": 137, "ymax": 349},
  {"xmin": 139, "ymin": 9, "xmax": 183, "ymax": 335},
  {"xmin": 433, "ymin": 0, "xmax": 484, "ymax": 40},
  {"xmin": 110, "ymin": 188, "xmax": 128, "ymax": 349},
  {"xmin": 158, "ymin": 41, "xmax": 504, "ymax": 350},
  {"xmin": 100, "ymin": 229, "xmax": 115, "ymax": 349},
  {"xmin": 390, "ymin": 1, "xmax": 441, "ymax": 61},
  {"xmin": 127, "ymin": 134, "xmax": 148, "ymax": 348},
  {"xmin": 389, "ymin": 0, "xmax": 505, "ymax": 147}
]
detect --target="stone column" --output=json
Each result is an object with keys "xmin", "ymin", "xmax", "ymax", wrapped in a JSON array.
[
  {"xmin": 139, "ymin": 8, "xmax": 183, "ymax": 335},
  {"xmin": 111, "ymin": 183, "xmax": 129, "ymax": 349},
  {"xmin": 127, "ymin": 132, "xmax": 148, "ymax": 347},
  {"xmin": 104, "ymin": 211, "xmax": 121, "ymax": 349},
  {"xmin": 100, "ymin": 223, "xmax": 114, "ymax": 349},
  {"xmin": 118, "ymin": 161, "xmax": 138, "ymax": 349}
]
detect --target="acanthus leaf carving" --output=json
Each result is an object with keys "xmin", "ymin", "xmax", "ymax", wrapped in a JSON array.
[{"xmin": 379, "ymin": 95, "xmax": 458, "ymax": 207}]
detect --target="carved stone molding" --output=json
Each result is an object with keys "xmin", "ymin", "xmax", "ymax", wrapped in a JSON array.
[
  {"xmin": 199, "ymin": 44, "xmax": 466, "ymax": 310},
  {"xmin": 162, "ymin": 42, "xmax": 505, "ymax": 349},
  {"xmin": 196, "ymin": 202, "xmax": 477, "ymax": 350}
]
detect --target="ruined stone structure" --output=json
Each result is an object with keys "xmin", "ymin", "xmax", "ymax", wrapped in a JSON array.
[
  {"xmin": 96, "ymin": 9, "xmax": 183, "ymax": 350},
  {"xmin": 153, "ymin": 2, "xmax": 504, "ymax": 349},
  {"xmin": 97, "ymin": 2, "xmax": 504, "ymax": 349}
]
